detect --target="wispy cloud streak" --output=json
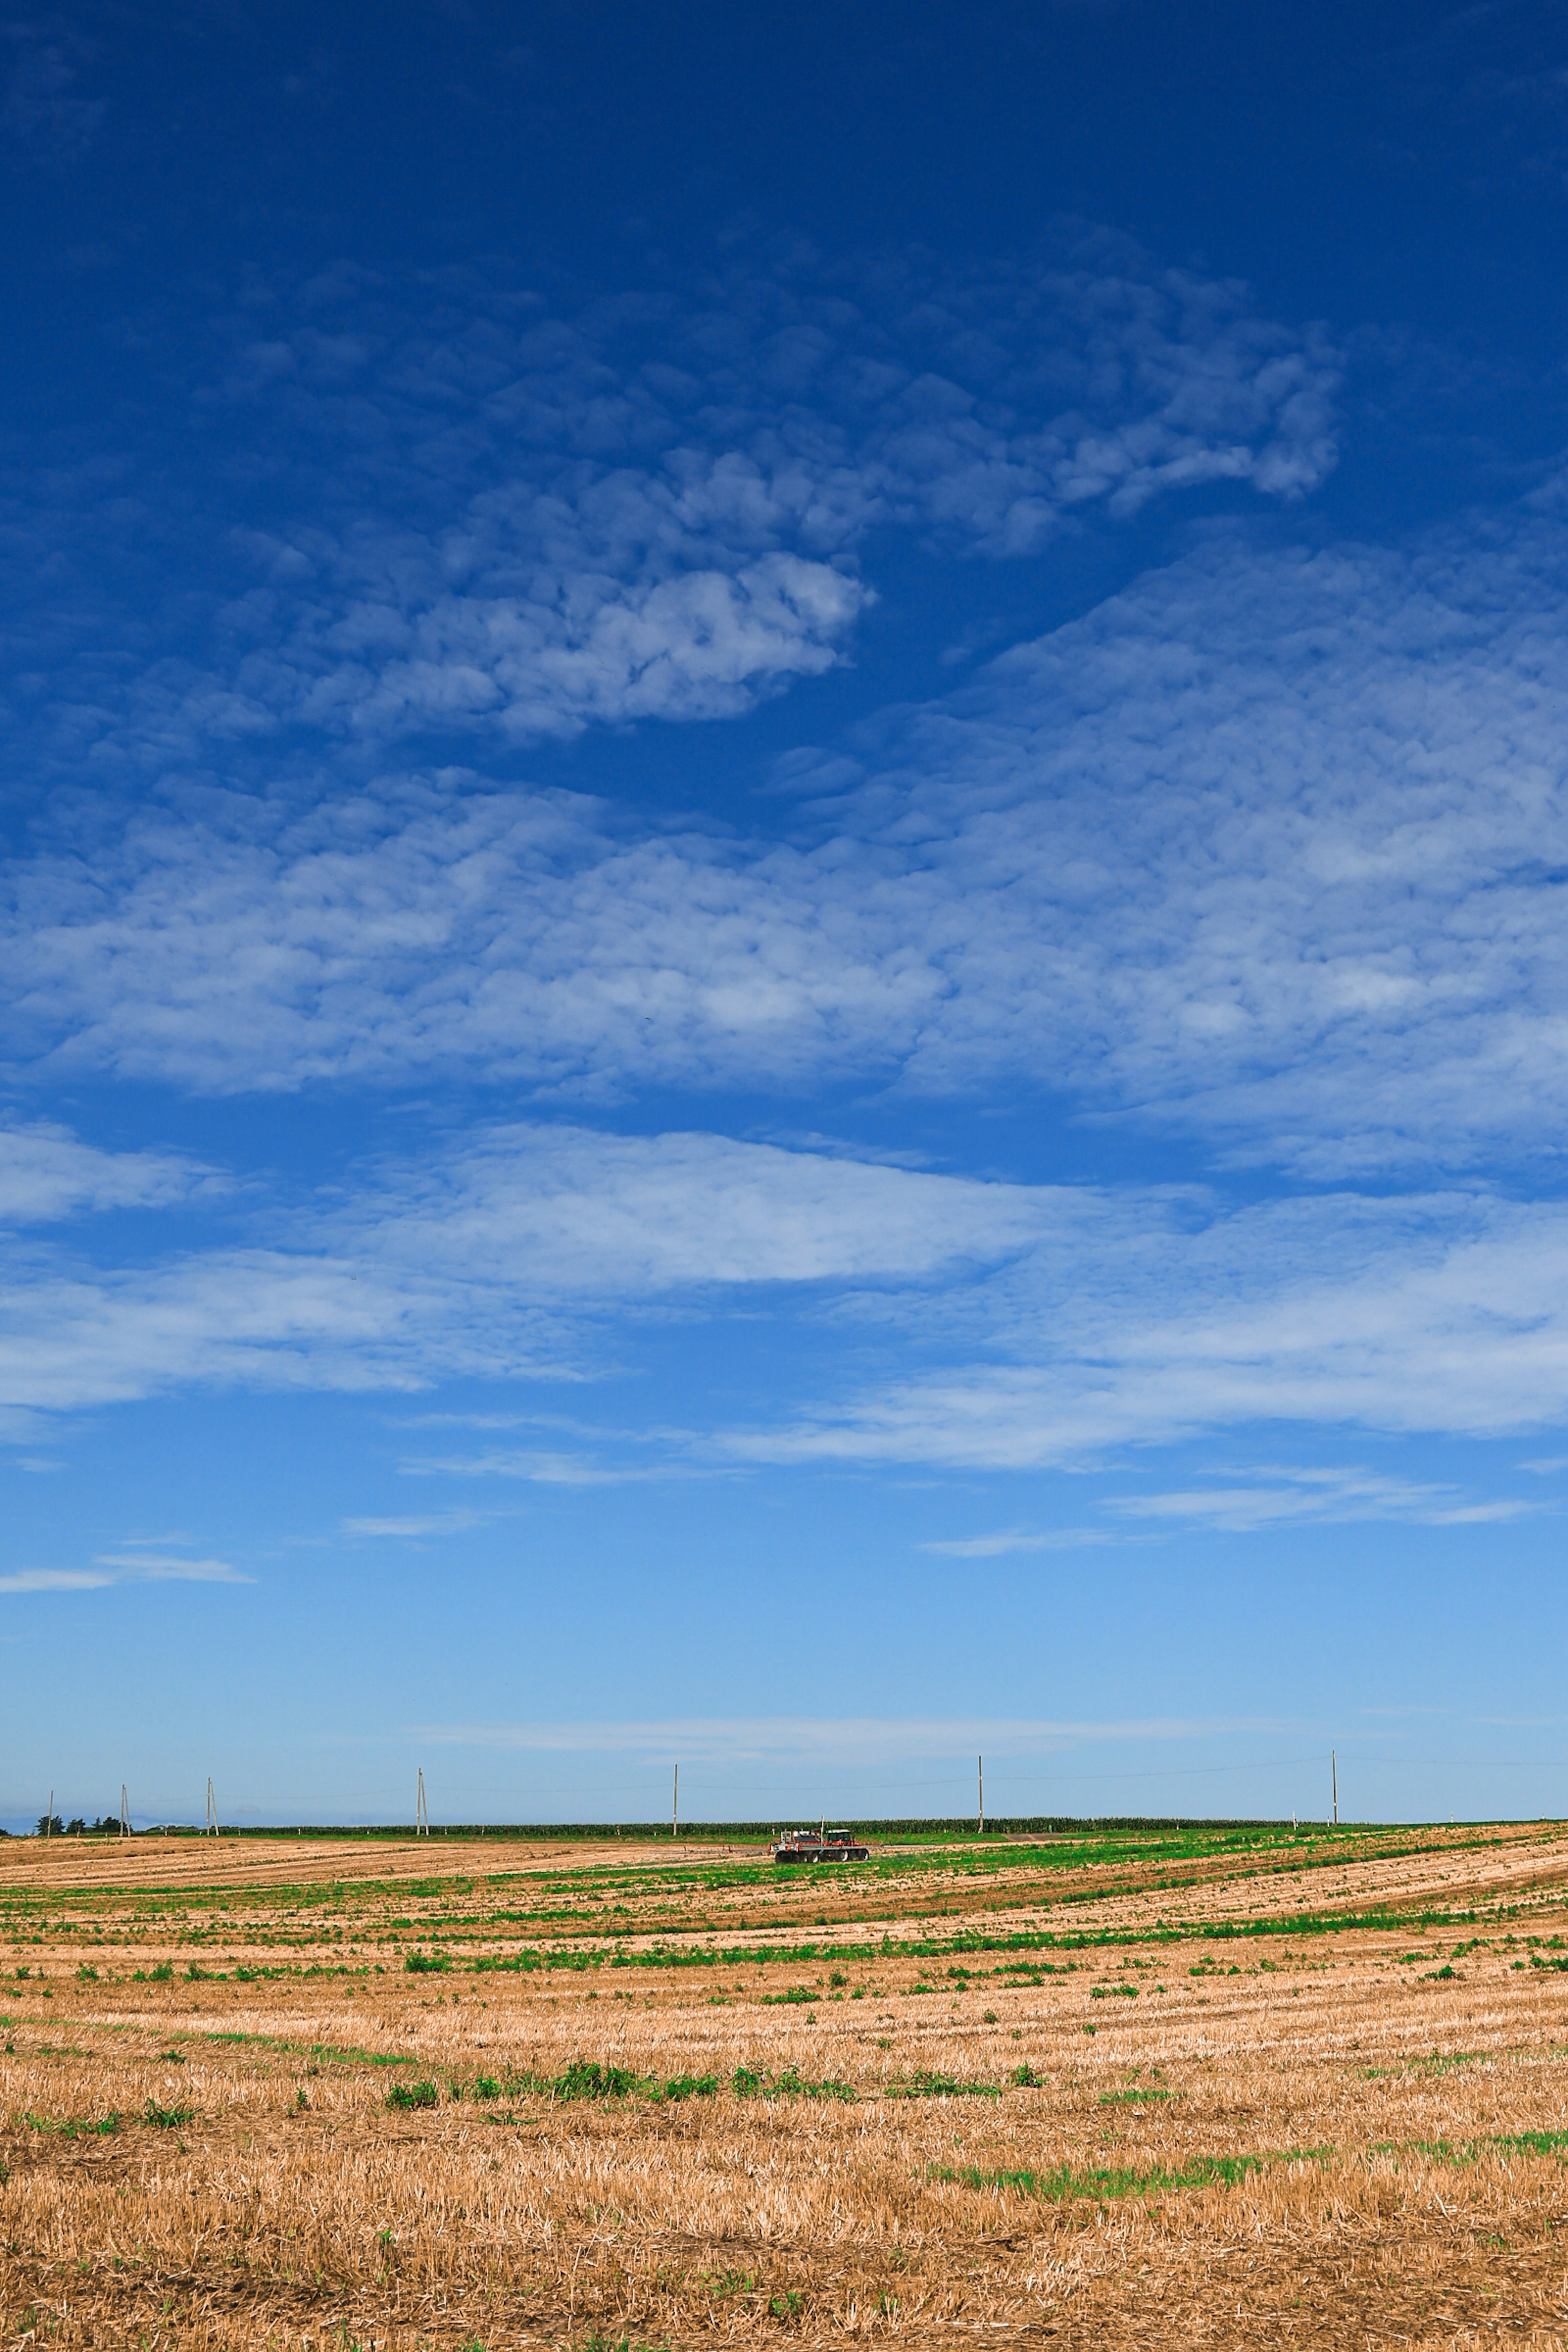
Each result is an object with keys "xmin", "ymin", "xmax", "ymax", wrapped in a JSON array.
[
  {"xmin": 0, "ymin": 1553, "xmax": 248, "ymax": 1595},
  {"xmin": 7, "ymin": 1120, "xmax": 1568, "ymax": 1477},
  {"xmin": 413, "ymin": 1713, "xmax": 1278, "ymax": 1762}
]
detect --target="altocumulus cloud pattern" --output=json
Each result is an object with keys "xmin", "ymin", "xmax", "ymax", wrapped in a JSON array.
[{"xmin": 0, "ymin": 263, "xmax": 1561, "ymax": 1448}]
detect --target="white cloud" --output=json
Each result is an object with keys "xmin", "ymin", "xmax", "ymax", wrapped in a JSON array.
[
  {"xmin": 920, "ymin": 1528, "xmax": 1114, "ymax": 1556},
  {"xmin": 414, "ymin": 1712, "xmax": 1266, "ymax": 1762},
  {"xmin": 716, "ymin": 1187, "xmax": 1568, "ymax": 1469},
  {"xmin": 0, "ymin": 1570, "xmax": 117, "ymax": 1593},
  {"xmin": 869, "ymin": 521, "xmax": 1568, "ymax": 1172},
  {"xmin": 1107, "ymin": 1467, "xmax": 1535, "ymax": 1532},
  {"xmin": 341, "ymin": 1512, "xmax": 484, "ymax": 1538},
  {"xmin": 0, "ymin": 1244, "xmax": 494, "ymax": 1428},
  {"xmin": 14, "ymin": 512, "xmax": 1568, "ymax": 1185},
  {"xmin": 10, "ymin": 240, "xmax": 1336, "ymax": 775},
  {"xmin": 11, "ymin": 1121, "xmax": 1568, "ymax": 1477},
  {"xmin": 0, "ymin": 1124, "xmax": 1067, "ymax": 1425},
  {"xmin": 400, "ymin": 1450, "xmax": 649, "ymax": 1486},
  {"xmin": 305, "ymin": 553, "xmax": 870, "ymax": 741},
  {"xmin": 12, "ymin": 777, "xmax": 907, "ymax": 1094},
  {"xmin": 92, "ymin": 1552, "xmax": 251, "ymax": 1581},
  {"xmin": 0, "ymin": 1122, "xmax": 214, "ymax": 1224},
  {"xmin": 0, "ymin": 1553, "xmax": 247, "ymax": 1594},
  {"xmin": 332, "ymin": 1123, "xmax": 1062, "ymax": 1293}
]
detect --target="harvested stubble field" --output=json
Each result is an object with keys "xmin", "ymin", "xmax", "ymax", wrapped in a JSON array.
[{"xmin": 4, "ymin": 1822, "xmax": 1568, "ymax": 2349}]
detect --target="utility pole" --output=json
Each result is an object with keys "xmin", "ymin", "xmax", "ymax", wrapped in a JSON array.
[
  {"xmin": 416, "ymin": 1768, "xmax": 429, "ymax": 1837},
  {"xmin": 978, "ymin": 1754, "xmax": 984, "ymax": 1837},
  {"xmin": 120, "ymin": 1785, "xmax": 129, "ymax": 1840},
  {"xmin": 206, "ymin": 1778, "xmax": 216, "ymax": 1837},
  {"xmin": 1332, "ymin": 1751, "xmax": 1338, "ymax": 1827},
  {"xmin": 673, "ymin": 1764, "xmax": 679, "ymax": 1840}
]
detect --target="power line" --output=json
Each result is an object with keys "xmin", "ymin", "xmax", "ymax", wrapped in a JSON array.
[{"xmin": 27, "ymin": 1747, "xmax": 1564, "ymax": 1837}]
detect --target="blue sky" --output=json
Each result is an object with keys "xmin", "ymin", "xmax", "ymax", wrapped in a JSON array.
[{"xmin": 7, "ymin": 2, "xmax": 1568, "ymax": 1828}]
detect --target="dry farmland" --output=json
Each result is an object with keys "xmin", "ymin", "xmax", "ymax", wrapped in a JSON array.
[{"xmin": 4, "ymin": 1820, "xmax": 1568, "ymax": 2349}]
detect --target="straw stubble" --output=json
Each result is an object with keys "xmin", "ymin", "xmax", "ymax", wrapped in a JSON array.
[{"xmin": 0, "ymin": 1819, "xmax": 1566, "ymax": 2345}]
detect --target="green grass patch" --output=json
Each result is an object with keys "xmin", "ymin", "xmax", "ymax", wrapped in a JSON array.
[
  {"xmin": 1409, "ymin": 2127, "xmax": 1568, "ymax": 2167},
  {"xmin": 1495, "ymin": 2129, "xmax": 1568, "ymax": 2158},
  {"xmin": 1414, "ymin": 2050, "xmax": 1484, "ymax": 2077},
  {"xmin": 929, "ymin": 2147, "xmax": 1322, "ymax": 2202},
  {"xmin": 385, "ymin": 2079, "xmax": 439, "ymax": 2111},
  {"xmin": 471, "ymin": 2062, "xmax": 724, "ymax": 2106},
  {"xmin": 888, "ymin": 2070, "xmax": 999, "ymax": 2100},
  {"xmin": 141, "ymin": 2098, "xmax": 192, "ymax": 2128},
  {"xmin": 550, "ymin": 2060, "xmax": 640, "ymax": 2100},
  {"xmin": 732, "ymin": 2065, "xmax": 856, "ymax": 2102},
  {"xmin": 22, "ymin": 2110, "xmax": 119, "ymax": 2138},
  {"xmin": 203, "ymin": 2029, "xmax": 413, "ymax": 2069},
  {"xmin": 649, "ymin": 2072, "xmax": 718, "ymax": 2101}
]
